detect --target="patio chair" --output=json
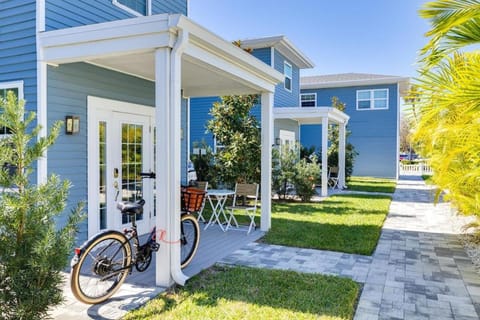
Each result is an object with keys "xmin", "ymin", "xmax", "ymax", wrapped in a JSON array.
[
  {"xmin": 328, "ymin": 166, "xmax": 339, "ymax": 189},
  {"xmin": 226, "ymin": 183, "xmax": 259, "ymax": 234},
  {"xmin": 194, "ymin": 181, "xmax": 209, "ymax": 222}
]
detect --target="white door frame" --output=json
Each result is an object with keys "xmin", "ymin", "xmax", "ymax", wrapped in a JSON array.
[{"xmin": 87, "ymin": 96, "xmax": 155, "ymax": 237}]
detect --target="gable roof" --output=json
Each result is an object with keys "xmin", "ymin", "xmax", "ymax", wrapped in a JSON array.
[
  {"xmin": 239, "ymin": 35, "xmax": 315, "ymax": 69},
  {"xmin": 301, "ymin": 73, "xmax": 410, "ymax": 95}
]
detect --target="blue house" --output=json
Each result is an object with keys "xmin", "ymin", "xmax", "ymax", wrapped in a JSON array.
[
  {"xmin": 190, "ymin": 36, "xmax": 315, "ymax": 151},
  {"xmin": 300, "ymin": 73, "xmax": 409, "ymax": 178},
  {"xmin": 1, "ymin": 0, "xmax": 283, "ymax": 286}
]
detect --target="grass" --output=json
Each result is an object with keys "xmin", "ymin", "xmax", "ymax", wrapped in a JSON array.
[
  {"xmin": 346, "ymin": 176, "xmax": 396, "ymax": 193},
  {"xmin": 263, "ymin": 194, "xmax": 392, "ymax": 255},
  {"xmin": 124, "ymin": 265, "xmax": 360, "ymax": 320}
]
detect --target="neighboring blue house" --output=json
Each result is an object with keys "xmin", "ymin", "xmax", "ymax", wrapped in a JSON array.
[
  {"xmin": 190, "ymin": 36, "xmax": 315, "ymax": 151},
  {"xmin": 300, "ymin": 73, "xmax": 409, "ymax": 178},
  {"xmin": 1, "ymin": 0, "xmax": 283, "ymax": 286}
]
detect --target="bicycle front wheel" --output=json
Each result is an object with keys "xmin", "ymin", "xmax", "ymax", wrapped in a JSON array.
[
  {"xmin": 70, "ymin": 231, "xmax": 132, "ymax": 304},
  {"xmin": 180, "ymin": 214, "xmax": 200, "ymax": 268}
]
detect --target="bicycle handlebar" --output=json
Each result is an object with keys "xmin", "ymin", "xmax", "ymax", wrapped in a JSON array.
[{"xmin": 140, "ymin": 172, "xmax": 156, "ymax": 179}]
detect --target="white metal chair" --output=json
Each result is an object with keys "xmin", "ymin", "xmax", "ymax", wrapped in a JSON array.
[
  {"xmin": 328, "ymin": 166, "xmax": 339, "ymax": 189},
  {"xmin": 194, "ymin": 181, "xmax": 208, "ymax": 222},
  {"xmin": 226, "ymin": 183, "xmax": 259, "ymax": 234}
]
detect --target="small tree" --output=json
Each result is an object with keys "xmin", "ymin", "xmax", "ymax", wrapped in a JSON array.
[
  {"xmin": 327, "ymin": 97, "xmax": 358, "ymax": 180},
  {"xmin": 206, "ymin": 95, "xmax": 260, "ymax": 187},
  {"xmin": 0, "ymin": 92, "xmax": 84, "ymax": 319}
]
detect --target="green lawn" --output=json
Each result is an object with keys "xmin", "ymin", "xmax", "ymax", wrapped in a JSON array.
[
  {"xmin": 264, "ymin": 194, "xmax": 392, "ymax": 255},
  {"xmin": 124, "ymin": 265, "xmax": 360, "ymax": 320},
  {"xmin": 346, "ymin": 176, "xmax": 396, "ymax": 193}
]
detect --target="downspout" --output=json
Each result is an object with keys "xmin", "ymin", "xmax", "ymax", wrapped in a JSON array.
[{"xmin": 169, "ymin": 27, "xmax": 189, "ymax": 286}]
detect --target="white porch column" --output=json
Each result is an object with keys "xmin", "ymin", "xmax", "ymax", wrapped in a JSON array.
[
  {"xmin": 321, "ymin": 117, "xmax": 329, "ymax": 197},
  {"xmin": 154, "ymin": 47, "xmax": 174, "ymax": 287},
  {"xmin": 338, "ymin": 122, "xmax": 346, "ymax": 189},
  {"xmin": 260, "ymin": 92, "xmax": 274, "ymax": 231}
]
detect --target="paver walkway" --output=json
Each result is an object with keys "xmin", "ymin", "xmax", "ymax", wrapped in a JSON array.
[{"xmin": 221, "ymin": 176, "xmax": 480, "ymax": 320}]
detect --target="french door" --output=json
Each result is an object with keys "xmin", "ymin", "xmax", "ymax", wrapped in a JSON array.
[{"xmin": 88, "ymin": 97, "xmax": 155, "ymax": 237}]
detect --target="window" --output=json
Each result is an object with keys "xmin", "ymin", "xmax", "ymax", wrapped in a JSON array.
[
  {"xmin": 300, "ymin": 93, "xmax": 316, "ymax": 107},
  {"xmin": 284, "ymin": 61, "xmax": 292, "ymax": 91},
  {"xmin": 0, "ymin": 81, "xmax": 24, "ymax": 135},
  {"xmin": 113, "ymin": 0, "xmax": 150, "ymax": 16},
  {"xmin": 356, "ymin": 89, "xmax": 389, "ymax": 110},
  {"xmin": 213, "ymin": 136, "xmax": 225, "ymax": 154}
]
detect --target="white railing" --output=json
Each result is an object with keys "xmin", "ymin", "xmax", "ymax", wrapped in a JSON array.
[{"xmin": 399, "ymin": 162, "xmax": 433, "ymax": 175}]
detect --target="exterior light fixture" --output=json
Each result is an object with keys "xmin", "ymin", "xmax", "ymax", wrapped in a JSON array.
[{"xmin": 65, "ymin": 116, "xmax": 80, "ymax": 135}]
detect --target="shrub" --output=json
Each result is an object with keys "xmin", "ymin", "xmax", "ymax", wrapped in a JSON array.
[
  {"xmin": 292, "ymin": 155, "xmax": 321, "ymax": 202},
  {"xmin": 0, "ymin": 92, "xmax": 84, "ymax": 319}
]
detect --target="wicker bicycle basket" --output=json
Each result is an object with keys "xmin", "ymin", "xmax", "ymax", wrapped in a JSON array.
[{"xmin": 181, "ymin": 187, "xmax": 206, "ymax": 213}]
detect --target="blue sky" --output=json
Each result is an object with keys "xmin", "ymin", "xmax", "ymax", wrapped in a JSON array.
[{"xmin": 189, "ymin": 0, "xmax": 431, "ymax": 78}]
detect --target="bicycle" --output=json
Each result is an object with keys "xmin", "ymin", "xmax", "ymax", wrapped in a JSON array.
[{"xmin": 70, "ymin": 172, "xmax": 205, "ymax": 304}]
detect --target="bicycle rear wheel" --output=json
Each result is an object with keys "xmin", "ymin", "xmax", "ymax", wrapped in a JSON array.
[
  {"xmin": 70, "ymin": 231, "xmax": 132, "ymax": 304},
  {"xmin": 180, "ymin": 214, "xmax": 200, "ymax": 268}
]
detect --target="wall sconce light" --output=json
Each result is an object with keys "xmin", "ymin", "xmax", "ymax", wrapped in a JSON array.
[
  {"xmin": 275, "ymin": 137, "xmax": 281, "ymax": 145},
  {"xmin": 65, "ymin": 116, "xmax": 80, "ymax": 135}
]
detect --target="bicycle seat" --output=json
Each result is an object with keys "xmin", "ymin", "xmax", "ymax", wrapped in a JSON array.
[{"xmin": 117, "ymin": 199, "xmax": 145, "ymax": 216}]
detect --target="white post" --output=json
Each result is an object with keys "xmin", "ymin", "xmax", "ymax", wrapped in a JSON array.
[
  {"xmin": 261, "ymin": 92, "xmax": 274, "ymax": 231},
  {"xmin": 338, "ymin": 123, "xmax": 346, "ymax": 189},
  {"xmin": 154, "ymin": 48, "xmax": 174, "ymax": 287},
  {"xmin": 321, "ymin": 117, "xmax": 329, "ymax": 196}
]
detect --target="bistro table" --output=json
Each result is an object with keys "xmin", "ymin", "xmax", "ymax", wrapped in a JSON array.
[{"xmin": 204, "ymin": 189, "xmax": 235, "ymax": 231}]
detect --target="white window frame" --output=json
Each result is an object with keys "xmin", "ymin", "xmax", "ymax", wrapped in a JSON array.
[
  {"xmin": 300, "ymin": 93, "xmax": 316, "ymax": 107},
  {"xmin": 112, "ymin": 0, "xmax": 152, "ymax": 16},
  {"xmin": 356, "ymin": 88, "xmax": 389, "ymax": 111},
  {"xmin": 0, "ymin": 80, "xmax": 24, "ymax": 137},
  {"xmin": 0, "ymin": 81, "xmax": 24, "ymax": 100},
  {"xmin": 284, "ymin": 61, "xmax": 292, "ymax": 92},
  {"xmin": 213, "ymin": 136, "xmax": 225, "ymax": 154}
]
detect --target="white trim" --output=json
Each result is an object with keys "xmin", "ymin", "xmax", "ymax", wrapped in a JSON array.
[
  {"xmin": 356, "ymin": 88, "xmax": 389, "ymax": 111},
  {"xmin": 36, "ymin": 0, "xmax": 47, "ymax": 184},
  {"xmin": 284, "ymin": 61, "xmax": 292, "ymax": 92},
  {"xmin": 300, "ymin": 92, "xmax": 316, "ymax": 107},
  {"xmin": 321, "ymin": 117, "xmax": 329, "ymax": 197},
  {"xmin": 112, "ymin": 0, "xmax": 151, "ymax": 16}
]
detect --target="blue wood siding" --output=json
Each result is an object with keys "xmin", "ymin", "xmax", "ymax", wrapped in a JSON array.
[
  {"xmin": 300, "ymin": 84, "xmax": 399, "ymax": 178},
  {"xmin": 0, "ymin": 0, "xmax": 37, "ymax": 114},
  {"xmin": 273, "ymin": 49, "xmax": 300, "ymax": 107},
  {"xmin": 45, "ymin": 0, "xmax": 187, "ymax": 31},
  {"xmin": 251, "ymin": 48, "xmax": 271, "ymax": 66},
  {"xmin": 189, "ymin": 97, "xmax": 219, "ymax": 150},
  {"xmin": 152, "ymin": 0, "xmax": 187, "ymax": 15},
  {"xmin": 47, "ymin": 62, "xmax": 157, "ymax": 243}
]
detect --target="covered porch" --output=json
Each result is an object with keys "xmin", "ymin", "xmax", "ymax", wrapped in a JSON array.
[
  {"xmin": 274, "ymin": 107, "xmax": 350, "ymax": 196},
  {"xmin": 37, "ymin": 13, "xmax": 283, "ymax": 287}
]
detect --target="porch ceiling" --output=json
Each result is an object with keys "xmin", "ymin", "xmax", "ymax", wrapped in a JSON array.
[
  {"xmin": 38, "ymin": 14, "xmax": 283, "ymax": 97},
  {"xmin": 273, "ymin": 107, "xmax": 349, "ymax": 125}
]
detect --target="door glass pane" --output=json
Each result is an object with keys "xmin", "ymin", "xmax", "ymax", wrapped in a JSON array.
[
  {"xmin": 99, "ymin": 121, "xmax": 107, "ymax": 229},
  {"xmin": 121, "ymin": 123, "xmax": 144, "ymax": 224}
]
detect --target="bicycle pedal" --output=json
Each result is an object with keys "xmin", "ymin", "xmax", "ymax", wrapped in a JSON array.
[{"xmin": 150, "ymin": 242, "xmax": 160, "ymax": 252}]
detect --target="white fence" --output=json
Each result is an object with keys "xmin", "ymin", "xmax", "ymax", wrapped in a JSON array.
[{"xmin": 399, "ymin": 162, "xmax": 433, "ymax": 175}]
